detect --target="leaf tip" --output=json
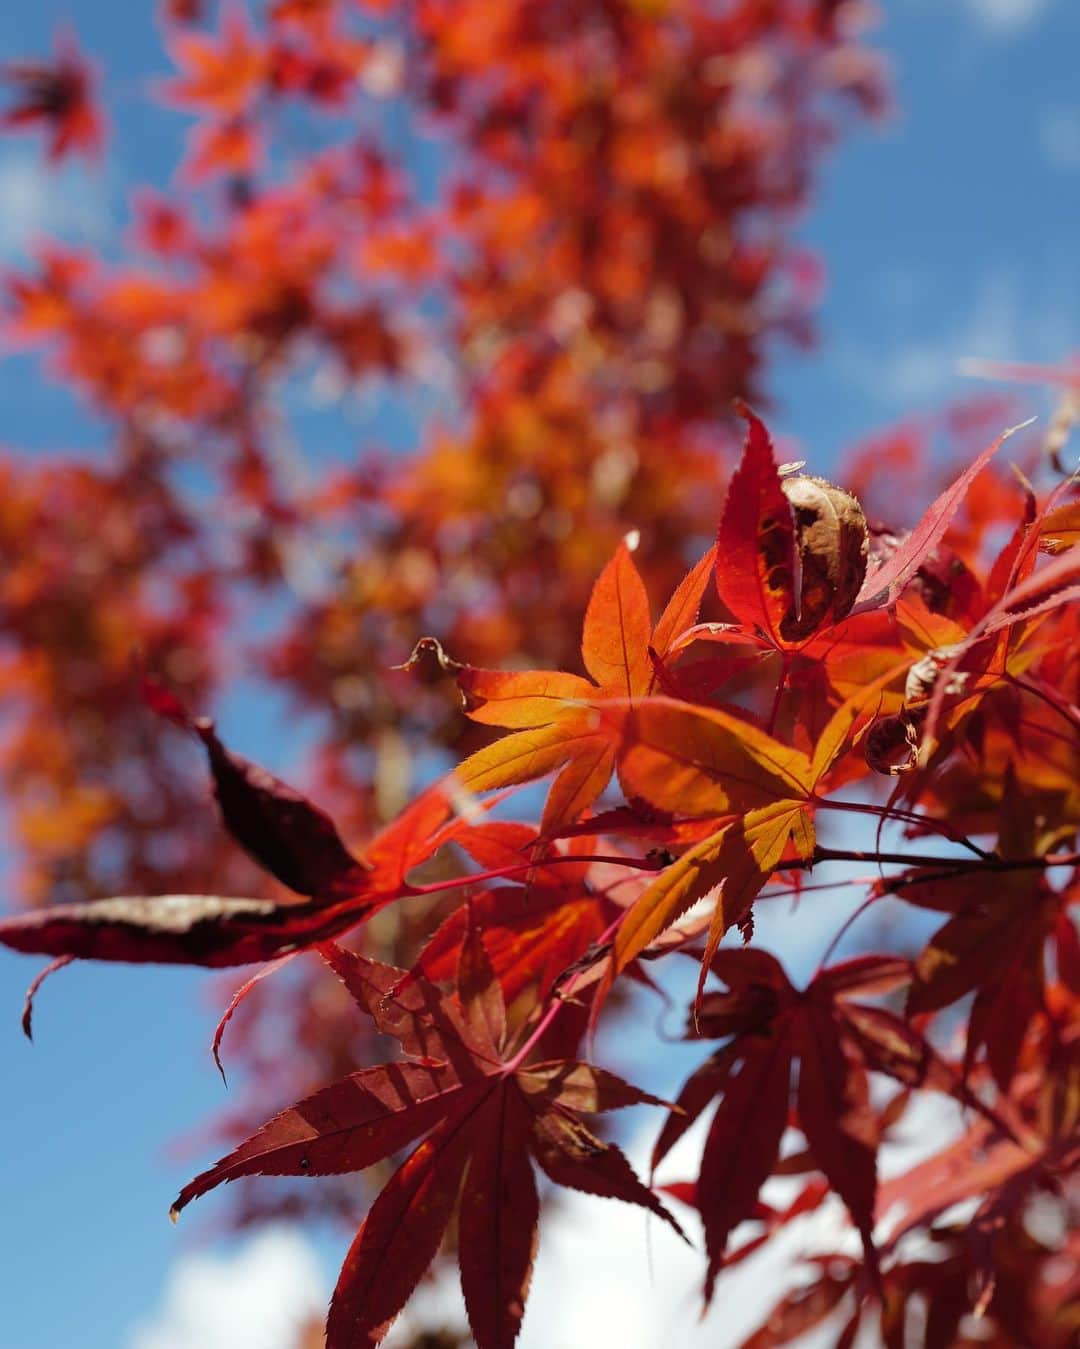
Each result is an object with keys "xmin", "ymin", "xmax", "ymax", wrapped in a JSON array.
[
  {"xmin": 20, "ymin": 955, "xmax": 75, "ymax": 1044},
  {"xmin": 212, "ymin": 1049, "xmax": 228, "ymax": 1089}
]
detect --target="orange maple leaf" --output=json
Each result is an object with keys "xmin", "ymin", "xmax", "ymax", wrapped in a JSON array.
[
  {"xmin": 452, "ymin": 535, "xmax": 715, "ymax": 835},
  {"xmin": 162, "ymin": 5, "xmax": 266, "ymax": 119}
]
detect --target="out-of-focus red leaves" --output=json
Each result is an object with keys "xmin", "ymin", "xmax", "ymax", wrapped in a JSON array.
[
  {"xmin": 1, "ymin": 30, "xmax": 104, "ymax": 161},
  {"xmin": 162, "ymin": 5, "xmax": 267, "ymax": 119}
]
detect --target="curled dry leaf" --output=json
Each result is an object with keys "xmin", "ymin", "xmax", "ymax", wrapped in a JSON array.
[
  {"xmin": 864, "ymin": 711, "xmax": 922, "ymax": 776},
  {"xmin": 779, "ymin": 475, "xmax": 868, "ymax": 641},
  {"xmin": 714, "ymin": 407, "xmax": 869, "ymax": 648}
]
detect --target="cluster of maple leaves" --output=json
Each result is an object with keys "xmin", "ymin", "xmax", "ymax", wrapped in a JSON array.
[
  {"xmin": 1, "ymin": 3, "xmax": 1079, "ymax": 1347},
  {"xmin": 0, "ymin": 0, "xmax": 883, "ymax": 907},
  {"xmin": 4, "ymin": 402, "xmax": 1079, "ymax": 1344}
]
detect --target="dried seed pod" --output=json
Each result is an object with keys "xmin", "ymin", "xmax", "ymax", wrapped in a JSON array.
[
  {"xmin": 865, "ymin": 709, "xmax": 924, "ymax": 776},
  {"xmin": 779, "ymin": 475, "xmax": 868, "ymax": 641}
]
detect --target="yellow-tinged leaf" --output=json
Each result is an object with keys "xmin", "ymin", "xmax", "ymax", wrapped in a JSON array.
[
  {"xmin": 606, "ymin": 698, "xmax": 813, "ymax": 815},
  {"xmin": 895, "ymin": 595, "xmax": 967, "ymax": 654},
  {"xmin": 811, "ymin": 660, "xmax": 909, "ymax": 787},
  {"xmin": 613, "ymin": 824, "xmax": 734, "ymax": 972},
  {"xmin": 456, "ymin": 717, "xmax": 601, "ymax": 793},
  {"xmin": 459, "ymin": 668, "xmax": 595, "ymax": 729},
  {"xmin": 1038, "ymin": 500, "xmax": 1080, "ymax": 555},
  {"xmin": 540, "ymin": 740, "xmax": 615, "ymax": 836},
  {"xmin": 697, "ymin": 802, "xmax": 813, "ymax": 976},
  {"xmin": 789, "ymin": 807, "xmax": 816, "ymax": 865},
  {"xmin": 613, "ymin": 799, "xmax": 808, "ymax": 973}
]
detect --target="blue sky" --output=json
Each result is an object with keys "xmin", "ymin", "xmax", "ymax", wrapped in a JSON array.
[{"xmin": 1, "ymin": 3, "xmax": 1078, "ymax": 1346}]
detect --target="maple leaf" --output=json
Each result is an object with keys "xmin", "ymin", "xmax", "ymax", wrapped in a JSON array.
[
  {"xmin": 1, "ymin": 29, "xmax": 104, "ymax": 161},
  {"xmin": 173, "ymin": 924, "xmax": 683, "ymax": 1348},
  {"xmin": 652, "ymin": 951, "xmax": 963, "ymax": 1298},
  {"xmin": 737, "ymin": 1254, "xmax": 860, "ymax": 1349},
  {"xmin": 3, "ymin": 0, "xmax": 1076, "ymax": 1337},
  {"xmin": 161, "ymin": 4, "xmax": 267, "ymax": 119},
  {"xmin": 448, "ymin": 534, "xmax": 715, "ymax": 835},
  {"xmin": 1039, "ymin": 499, "xmax": 1080, "ymax": 555},
  {"xmin": 0, "ymin": 702, "xmax": 455, "ymax": 976},
  {"xmin": 901, "ymin": 860, "xmax": 1064, "ymax": 1091},
  {"xmin": 407, "ymin": 821, "xmax": 622, "ymax": 1003},
  {"xmin": 918, "ymin": 542, "xmax": 1080, "ymax": 743},
  {"xmin": 850, "ymin": 418, "xmax": 1032, "ymax": 615},
  {"xmin": 612, "ymin": 798, "xmax": 813, "ymax": 986},
  {"xmin": 601, "ymin": 697, "xmax": 818, "ymax": 978}
]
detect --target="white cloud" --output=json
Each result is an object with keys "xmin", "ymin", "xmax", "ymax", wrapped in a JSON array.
[
  {"xmin": 127, "ymin": 1091, "xmax": 966, "ymax": 1349},
  {"xmin": 129, "ymin": 1228, "xmax": 328, "ymax": 1349},
  {"xmin": 0, "ymin": 148, "xmax": 111, "ymax": 260},
  {"xmin": 395, "ymin": 1091, "xmax": 965, "ymax": 1349},
  {"xmin": 1039, "ymin": 106, "xmax": 1080, "ymax": 172},
  {"xmin": 378, "ymin": 1111, "xmax": 839, "ymax": 1349},
  {"xmin": 961, "ymin": 0, "xmax": 1053, "ymax": 33},
  {"xmin": 836, "ymin": 267, "xmax": 1078, "ymax": 409}
]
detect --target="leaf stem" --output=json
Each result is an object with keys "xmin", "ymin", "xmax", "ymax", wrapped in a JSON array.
[
  {"xmin": 777, "ymin": 846, "xmax": 1079, "ymax": 873},
  {"xmin": 1000, "ymin": 670, "xmax": 1080, "ymax": 735},
  {"xmin": 816, "ymin": 797, "xmax": 992, "ymax": 860},
  {"xmin": 401, "ymin": 852, "xmax": 665, "ymax": 898},
  {"xmin": 766, "ymin": 654, "xmax": 790, "ymax": 737},
  {"xmin": 503, "ymin": 911, "xmax": 627, "ymax": 1073}
]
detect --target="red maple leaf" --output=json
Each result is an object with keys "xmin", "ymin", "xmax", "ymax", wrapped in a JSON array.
[
  {"xmin": 1, "ymin": 30, "xmax": 104, "ymax": 161},
  {"xmin": 173, "ymin": 922, "xmax": 683, "ymax": 1348},
  {"xmin": 0, "ymin": 690, "xmax": 455, "ymax": 976},
  {"xmin": 652, "ymin": 951, "xmax": 981, "ymax": 1297}
]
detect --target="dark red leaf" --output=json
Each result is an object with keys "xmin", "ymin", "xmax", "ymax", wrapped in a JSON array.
[
  {"xmin": 458, "ymin": 1084, "xmax": 539, "ymax": 1349},
  {"xmin": 795, "ymin": 1002, "xmax": 879, "ymax": 1278},
  {"xmin": 699, "ymin": 1032, "xmax": 794, "ymax": 1298},
  {"xmin": 20, "ymin": 954, "xmax": 74, "ymax": 1041},
  {"xmin": 519, "ymin": 1061, "xmax": 672, "ymax": 1115},
  {"xmin": 0, "ymin": 892, "xmax": 311, "ymax": 968},
  {"xmin": 326, "ymin": 1106, "xmax": 478, "ymax": 1348},
  {"xmin": 319, "ymin": 943, "xmax": 490, "ymax": 1076},
  {"xmin": 650, "ymin": 1045, "xmax": 739, "ymax": 1177},
  {"xmin": 198, "ymin": 724, "xmax": 371, "ymax": 900},
  {"xmin": 456, "ymin": 908, "xmax": 507, "ymax": 1057},
  {"xmin": 714, "ymin": 405, "xmax": 795, "ymax": 645},
  {"xmin": 530, "ymin": 1107, "xmax": 685, "ymax": 1241},
  {"xmin": 172, "ymin": 1064, "xmax": 478, "ymax": 1219},
  {"xmin": 211, "ymin": 951, "xmax": 298, "ymax": 1083},
  {"xmin": 144, "ymin": 679, "xmax": 371, "ymax": 899}
]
